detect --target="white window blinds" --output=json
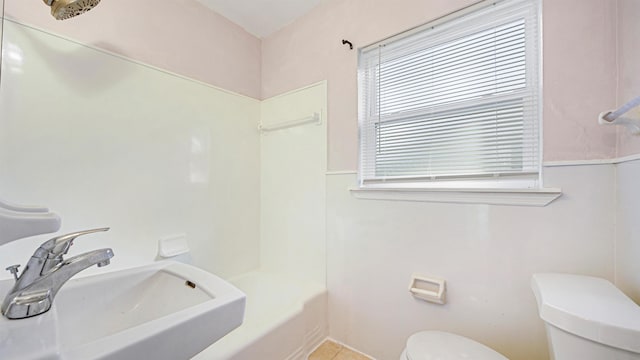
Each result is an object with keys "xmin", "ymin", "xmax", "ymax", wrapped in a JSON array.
[{"xmin": 358, "ymin": 0, "xmax": 541, "ymax": 189}]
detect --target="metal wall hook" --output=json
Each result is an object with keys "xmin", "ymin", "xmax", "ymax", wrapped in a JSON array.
[{"xmin": 342, "ymin": 39, "xmax": 353, "ymax": 50}]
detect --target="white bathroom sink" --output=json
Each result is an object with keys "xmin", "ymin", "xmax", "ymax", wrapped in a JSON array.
[{"xmin": 0, "ymin": 261, "xmax": 246, "ymax": 360}]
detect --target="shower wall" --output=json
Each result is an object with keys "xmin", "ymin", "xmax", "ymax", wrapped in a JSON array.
[
  {"xmin": 0, "ymin": 19, "xmax": 261, "ymax": 279},
  {"xmin": 260, "ymin": 82, "xmax": 327, "ymax": 284}
]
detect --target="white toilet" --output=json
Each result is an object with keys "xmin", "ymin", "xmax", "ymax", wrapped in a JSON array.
[
  {"xmin": 532, "ymin": 273, "xmax": 640, "ymax": 359},
  {"xmin": 400, "ymin": 331, "xmax": 508, "ymax": 360}
]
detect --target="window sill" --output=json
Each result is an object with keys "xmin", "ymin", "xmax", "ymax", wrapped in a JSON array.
[{"xmin": 349, "ymin": 187, "xmax": 562, "ymax": 206}]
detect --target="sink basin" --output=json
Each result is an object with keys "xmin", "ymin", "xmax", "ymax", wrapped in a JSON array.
[{"xmin": 0, "ymin": 261, "xmax": 246, "ymax": 360}]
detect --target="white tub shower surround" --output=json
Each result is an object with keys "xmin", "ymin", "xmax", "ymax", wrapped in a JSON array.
[
  {"xmin": 197, "ymin": 82, "xmax": 329, "ymax": 359},
  {"xmin": 0, "ymin": 19, "xmax": 328, "ymax": 359},
  {"xmin": 0, "ymin": 19, "xmax": 261, "ymax": 279},
  {"xmin": 258, "ymin": 82, "xmax": 327, "ymax": 286}
]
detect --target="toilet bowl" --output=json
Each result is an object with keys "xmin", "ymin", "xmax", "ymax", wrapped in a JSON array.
[{"xmin": 400, "ymin": 331, "xmax": 508, "ymax": 360}]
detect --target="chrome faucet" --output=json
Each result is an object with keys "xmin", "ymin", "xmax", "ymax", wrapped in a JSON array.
[{"xmin": 1, "ymin": 228, "xmax": 114, "ymax": 319}]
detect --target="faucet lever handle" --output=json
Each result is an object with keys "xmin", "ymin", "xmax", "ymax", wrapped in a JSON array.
[
  {"xmin": 5, "ymin": 265, "xmax": 20, "ymax": 281},
  {"xmin": 41, "ymin": 227, "xmax": 110, "ymax": 257}
]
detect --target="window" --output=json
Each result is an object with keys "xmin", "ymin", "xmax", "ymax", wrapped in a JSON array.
[{"xmin": 358, "ymin": 0, "xmax": 541, "ymax": 190}]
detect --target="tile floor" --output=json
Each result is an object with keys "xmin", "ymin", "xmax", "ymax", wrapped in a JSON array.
[{"xmin": 309, "ymin": 340, "xmax": 373, "ymax": 360}]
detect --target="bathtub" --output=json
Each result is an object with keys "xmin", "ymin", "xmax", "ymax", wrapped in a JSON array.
[{"xmin": 193, "ymin": 271, "xmax": 327, "ymax": 360}]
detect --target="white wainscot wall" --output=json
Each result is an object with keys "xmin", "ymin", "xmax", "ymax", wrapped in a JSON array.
[
  {"xmin": 615, "ymin": 159, "xmax": 640, "ymax": 302},
  {"xmin": 0, "ymin": 20, "xmax": 261, "ymax": 279},
  {"xmin": 326, "ymin": 164, "xmax": 616, "ymax": 360}
]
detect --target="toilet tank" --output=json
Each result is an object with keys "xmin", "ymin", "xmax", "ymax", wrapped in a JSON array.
[{"xmin": 531, "ymin": 273, "xmax": 640, "ymax": 360}]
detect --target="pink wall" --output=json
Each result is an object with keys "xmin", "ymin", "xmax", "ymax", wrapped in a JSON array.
[
  {"xmin": 4, "ymin": 0, "xmax": 262, "ymax": 99},
  {"xmin": 4, "ymin": 0, "xmax": 633, "ymax": 164},
  {"xmin": 542, "ymin": 0, "xmax": 618, "ymax": 162},
  {"xmin": 262, "ymin": 0, "xmax": 620, "ymax": 171},
  {"xmin": 616, "ymin": 0, "xmax": 640, "ymax": 158}
]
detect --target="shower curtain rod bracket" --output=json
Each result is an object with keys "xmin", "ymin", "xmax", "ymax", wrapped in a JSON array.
[
  {"xmin": 599, "ymin": 111, "xmax": 640, "ymax": 135},
  {"xmin": 599, "ymin": 96, "xmax": 640, "ymax": 135}
]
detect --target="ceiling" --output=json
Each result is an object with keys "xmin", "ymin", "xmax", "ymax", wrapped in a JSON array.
[{"xmin": 195, "ymin": 0, "xmax": 324, "ymax": 38}]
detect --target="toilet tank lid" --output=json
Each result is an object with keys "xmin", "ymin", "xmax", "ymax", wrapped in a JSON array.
[
  {"xmin": 532, "ymin": 273, "xmax": 640, "ymax": 354},
  {"xmin": 406, "ymin": 331, "xmax": 508, "ymax": 360}
]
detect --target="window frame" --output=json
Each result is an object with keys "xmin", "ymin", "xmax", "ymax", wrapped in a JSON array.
[{"xmin": 357, "ymin": 0, "xmax": 545, "ymax": 193}]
